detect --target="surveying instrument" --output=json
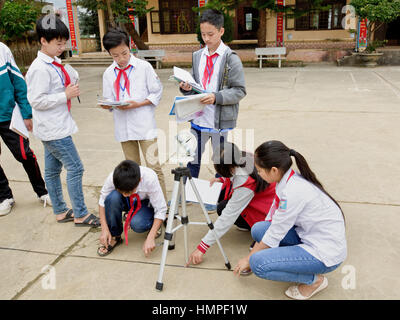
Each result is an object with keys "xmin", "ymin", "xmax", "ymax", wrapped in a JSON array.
[{"xmin": 155, "ymin": 131, "xmax": 231, "ymax": 291}]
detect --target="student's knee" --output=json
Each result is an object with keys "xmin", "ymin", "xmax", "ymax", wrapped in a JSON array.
[
  {"xmin": 249, "ymin": 251, "xmax": 274, "ymax": 279},
  {"xmin": 251, "ymin": 221, "xmax": 271, "ymax": 243},
  {"xmin": 130, "ymin": 217, "xmax": 153, "ymax": 233},
  {"xmin": 105, "ymin": 190, "xmax": 123, "ymax": 212}
]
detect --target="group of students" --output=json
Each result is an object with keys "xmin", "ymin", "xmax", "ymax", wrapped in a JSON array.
[{"xmin": 0, "ymin": 9, "xmax": 347, "ymax": 300}]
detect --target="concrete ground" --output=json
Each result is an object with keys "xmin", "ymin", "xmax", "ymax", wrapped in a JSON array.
[{"xmin": 1, "ymin": 65, "xmax": 399, "ymax": 300}]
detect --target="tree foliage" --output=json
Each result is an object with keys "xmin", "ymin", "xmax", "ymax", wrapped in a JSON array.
[
  {"xmin": 0, "ymin": 0, "xmax": 42, "ymax": 41},
  {"xmin": 351, "ymin": 0, "xmax": 400, "ymax": 50},
  {"xmin": 193, "ymin": 0, "xmax": 236, "ymax": 44},
  {"xmin": 77, "ymin": 0, "xmax": 152, "ymax": 49}
]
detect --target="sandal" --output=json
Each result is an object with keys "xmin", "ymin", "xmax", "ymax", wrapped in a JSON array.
[
  {"xmin": 57, "ymin": 209, "xmax": 74, "ymax": 223},
  {"xmin": 75, "ymin": 213, "xmax": 101, "ymax": 228},
  {"xmin": 97, "ymin": 236, "xmax": 122, "ymax": 257}
]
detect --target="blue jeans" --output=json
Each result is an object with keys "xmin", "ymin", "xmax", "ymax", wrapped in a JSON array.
[
  {"xmin": 42, "ymin": 136, "xmax": 88, "ymax": 218},
  {"xmin": 104, "ymin": 190, "xmax": 154, "ymax": 237},
  {"xmin": 187, "ymin": 127, "xmax": 228, "ymax": 178},
  {"xmin": 249, "ymin": 221, "xmax": 341, "ymax": 285}
]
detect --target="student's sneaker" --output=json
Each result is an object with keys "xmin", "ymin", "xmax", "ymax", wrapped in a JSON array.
[
  {"xmin": 240, "ymin": 268, "xmax": 253, "ymax": 276},
  {"xmin": 39, "ymin": 194, "xmax": 52, "ymax": 207},
  {"xmin": 204, "ymin": 203, "xmax": 217, "ymax": 214},
  {"xmin": 249, "ymin": 241, "xmax": 256, "ymax": 252},
  {"xmin": 0, "ymin": 198, "xmax": 15, "ymax": 216},
  {"xmin": 236, "ymin": 225, "xmax": 250, "ymax": 232}
]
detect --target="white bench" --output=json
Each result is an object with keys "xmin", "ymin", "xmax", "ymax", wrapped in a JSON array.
[
  {"xmin": 137, "ymin": 49, "xmax": 165, "ymax": 69},
  {"xmin": 255, "ymin": 47, "xmax": 287, "ymax": 69}
]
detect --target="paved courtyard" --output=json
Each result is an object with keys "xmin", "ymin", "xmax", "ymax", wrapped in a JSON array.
[{"xmin": 1, "ymin": 65, "xmax": 399, "ymax": 300}]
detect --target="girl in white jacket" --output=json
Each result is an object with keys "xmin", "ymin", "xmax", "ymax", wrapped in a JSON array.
[{"xmin": 234, "ymin": 140, "xmax": 346, "ymax": 300}]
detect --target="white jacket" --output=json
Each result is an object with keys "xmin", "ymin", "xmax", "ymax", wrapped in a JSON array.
[
  {"xmin": 262, "ymin": 169, "xmax": 347, "ymax": 267},
  {"xmin": 26, "ymin": 51, "xmax": 78, "ymax": 141}
]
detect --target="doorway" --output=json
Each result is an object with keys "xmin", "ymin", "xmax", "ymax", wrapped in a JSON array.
[{"xmin": 235, "ymin": 6, "xmax": 259, "ymax": 40}]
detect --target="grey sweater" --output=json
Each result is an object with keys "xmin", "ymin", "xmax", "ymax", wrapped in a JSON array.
[{"xmin": 180, "ymin": 46, "xmax": 246, "ymax": 130}]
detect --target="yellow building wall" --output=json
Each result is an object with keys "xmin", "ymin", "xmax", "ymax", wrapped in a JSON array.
[
  {"xmin": 146, "ymin": 0, "xmax": 198, "ymax": 44},
  {"xmin": 145, "ymin": 0, "xmax": 355, "ymax": 45},
  {"xmin": 266, "ymin": 0, "xmax": 355, "ymax": 42}
]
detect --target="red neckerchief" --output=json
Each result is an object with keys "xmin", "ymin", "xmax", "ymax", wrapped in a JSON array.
[
  {"xmin": 202, "ymin": 52, "xmax": 218, "ymax": 89},
  {"xmin": 123, "ymin": 193, "xmax": 141, "ymax": 245},
  {"xmin": 114, "ymin": 65, "xmax": 132, "ymax": 101},
  {"xmin": 268, "ymin": 169, "xmax": 295, "ymax": 222},
  {"xmin": 52, "ymin": 61, "xmax": 71, "ymax": 111}
]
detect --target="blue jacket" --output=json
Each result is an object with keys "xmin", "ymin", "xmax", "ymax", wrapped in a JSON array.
[{"xmin": 0, "ymin": 42, "xmax": 32, "ymax": 122}]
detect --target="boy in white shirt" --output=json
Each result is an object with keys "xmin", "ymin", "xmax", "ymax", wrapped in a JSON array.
[
  {"xmin": 26, "ymin": 16, "xmax": 100, "ymax": 227},
  {"xmin": 97, "ymin": 160, "xmax": 167, "ymax": 257},
  {"xmin": 100, "ymin": 29, "xmax": 166, "ymax": 201}
]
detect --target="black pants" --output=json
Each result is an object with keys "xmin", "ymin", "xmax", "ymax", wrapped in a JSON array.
[
  {"xmin": 216, "ymin": 184, "xmax": 251, "ymax": 231},
  {"xmin": 0, "ymin": 121, "xmax": 47, "ymax": 202}
]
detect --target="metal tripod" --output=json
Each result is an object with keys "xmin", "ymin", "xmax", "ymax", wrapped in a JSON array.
[{"xmin": 155, "ymin": 166, "xmax": 231, "ymax": 291}]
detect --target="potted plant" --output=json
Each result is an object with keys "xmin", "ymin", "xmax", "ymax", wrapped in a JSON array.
[{"xmin": 351, "ymin": 0, "xmax": 400, "ymax": 67}]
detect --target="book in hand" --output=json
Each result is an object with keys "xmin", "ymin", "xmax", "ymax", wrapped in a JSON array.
[
  {"xmin": 97, "ymin": 99, "xmax": 130, "ymax": 109},
  {"xmin": 9, "ymin": 104, "xmax": 29, "ymax": 139},
  {"xmin": 172, "ymin": 66, "xmax": 205, "ymax": 94},
  {"xmin": 169, "ymin": 94, "xmax": 208, "ymax": 123}
]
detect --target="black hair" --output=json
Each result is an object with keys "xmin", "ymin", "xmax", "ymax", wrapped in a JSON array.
[
  {"xmin": 36, "ymin": 15, "xmax": 70, "ymax": 43},
  {"xmin": 255, "ymin": 140, "xmax": 344, "ymax": 219},
  {"xmin": 113, "ymin": 160, "xmax": 141, "ymax": 193},
  {"xmin": 214, "ymin": 142, "xmax": 268, "ymax": 193},
  {"xmin": 200, "ymin": 9, "xmax": 224, "ymax": 29},
  {"xmin": 103, "ymin": 28, "xmax": 130, "ymax": 52}
]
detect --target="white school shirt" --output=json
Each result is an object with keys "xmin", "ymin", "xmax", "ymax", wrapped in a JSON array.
[
  {"xmin": 192, "ymin": 41, "xmax": 228, "ymax": 129},
  {"xmin": 26, "ymin": 51, "xmax": 78, "ymax": 141},
  {"xmin": 262, "ymin": 169, "xmax": 347, "ymax": 267},
  {"xmin": 102, "ymin": 54, "xmax": 163, "ymax": 142},
  {"xmin": 98, "ymin": 166, "xmax": 167, "ymax": 221}
]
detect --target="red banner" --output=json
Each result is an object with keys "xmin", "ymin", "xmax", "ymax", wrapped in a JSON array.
[
  {"xmin": 127, "ymin": 0, "xmax": 137, "ymax": 53},
  {"xmin": 276, "ymin": 0, "xmax": 284, "ymax": 47},
  {"xmin": 66, "ymin": 0, "xmax": 78, "ymax": 55},
  {"xmin": 358, "ymin": 18, "xmax": 368, "ymax": 49},
  {"xmin": 199, "ymin": 0, "xmax": 206, "ymax": 7}
]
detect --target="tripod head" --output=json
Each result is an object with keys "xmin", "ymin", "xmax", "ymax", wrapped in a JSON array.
[{"xmin": 171, "ymin": 130, "xmax": 197, "ymax": 165}]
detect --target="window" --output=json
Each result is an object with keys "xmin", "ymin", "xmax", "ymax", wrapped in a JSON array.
[
  {"xmin": 150, "ymin": 11, "xmax": 160, "ymax": 33},
  {"xmin": 159, "ymin": 0, "xmax": 198, "ymax": 34},
  {"xmin": 295, "ymin": 0, "xmax": 346, "ymax": 30}
]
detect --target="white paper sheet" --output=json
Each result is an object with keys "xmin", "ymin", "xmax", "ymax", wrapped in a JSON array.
[
  {"xmin": 184, "ymin": 178, "xmax": 223, "ymax": 205},
  {"xmin": 173, "ymin": 66, "xmax": 205, "ymax": 93},
  {"xmin": 9, "ymin": 104, "xmax": 29, "ymax": 139},
  {"xmin": 175, "ymin": 93, "xmax": 208, "ymax": 118}
]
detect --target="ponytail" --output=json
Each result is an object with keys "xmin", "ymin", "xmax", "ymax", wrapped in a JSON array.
[{"xmin": 255, "ymin": 141, "xmax": 344, "ymax": 219}]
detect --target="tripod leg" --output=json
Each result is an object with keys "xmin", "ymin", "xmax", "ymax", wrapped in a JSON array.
[
  {"xmin": 180, "ymin": 178, "xmax": 189, "ymax": 264},
  {"xmin": 156, "ymin": 179, "xmax": 181, "ymax": 291},
  {"xmin": 188, "ymin": 178, "xmax": 231, "ymax": 270}
]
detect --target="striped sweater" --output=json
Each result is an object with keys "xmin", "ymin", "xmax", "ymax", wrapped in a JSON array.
[{"xmin": 0, "ymin": 42, "xmax": 32, "ymax": 122}]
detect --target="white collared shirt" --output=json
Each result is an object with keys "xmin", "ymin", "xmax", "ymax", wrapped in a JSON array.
[
  {"xmin": 98, "ymin": 166, "xmax": 167, "ymax": 221},
  {"xmin": 193, "ymin": 41, "xmax": 228, "ymax": 129},
  {"xmin": 262, "ymin": 169, "xmax": 347, "ymax": 267},
  {"xmin": 26, "ymin": 51, "xmax": 78, "ymax": 141},
  {"xmin": 102, "ymin": 54, "xmax": 163, "ymax": 141}
]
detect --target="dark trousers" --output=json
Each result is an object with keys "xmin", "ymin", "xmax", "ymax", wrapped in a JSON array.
[
  {"xmin": 216, "ymin": 183, "xmax": 251, "ymax": 231},
  {"xmin": 0, "ymin": 121, "xmax": 47, "ymax": 202},
  {"xmin": 187, "ymin": 127, "xmax": 228, "ymax": 178}
]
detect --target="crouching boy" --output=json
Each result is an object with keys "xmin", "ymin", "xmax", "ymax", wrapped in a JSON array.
[{"xmin": 98, "ymin": 160, "xmax": 166, "ymax": 257}]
